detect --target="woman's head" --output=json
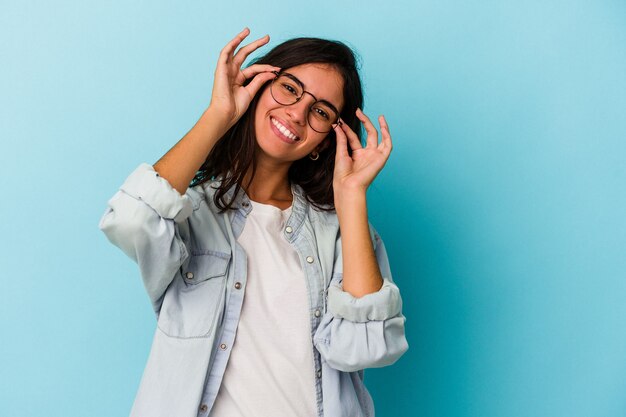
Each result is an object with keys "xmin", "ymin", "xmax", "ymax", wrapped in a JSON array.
[
  {"xmin": 191, "ymin": 37, "xmax": 364, "ymax": 211},
  {"xmin": 253, "ymin": 62, "xmax": 344, "ymax": 164}
]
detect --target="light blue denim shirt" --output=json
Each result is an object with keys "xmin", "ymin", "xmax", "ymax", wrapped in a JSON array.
[{"xmin": 98, "ymin": 163, "xmax": 408, "ymax": 417}]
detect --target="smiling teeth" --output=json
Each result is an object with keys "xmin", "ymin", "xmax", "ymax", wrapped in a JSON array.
[{"xmin": 271, "ymin": 117, "xmax": 299, "ymax": 141}]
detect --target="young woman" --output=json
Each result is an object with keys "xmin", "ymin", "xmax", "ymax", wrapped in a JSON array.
[{"xmin": 99, "ymin": 28, "xmax": 408, "ymax": 417}]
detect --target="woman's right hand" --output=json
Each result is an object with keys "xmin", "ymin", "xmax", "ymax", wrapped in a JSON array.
[{"xmin": 207, "ymin": 28, "xmax": 280, "ymax": 130}]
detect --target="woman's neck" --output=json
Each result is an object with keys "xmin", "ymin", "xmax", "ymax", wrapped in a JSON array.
[{"xmin": 241, "ymin": 158, "xmax": 293, "ymax": 209}]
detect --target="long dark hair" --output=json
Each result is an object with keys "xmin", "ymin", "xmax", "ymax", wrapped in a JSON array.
[{"xmin": 189, "ymin": 37, "xmax": 364, "ymax": 212}]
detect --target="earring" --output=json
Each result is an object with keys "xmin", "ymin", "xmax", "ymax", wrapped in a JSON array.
[{"xmin": 309, "ymin": 150, "xmax": 320, "ymax": 161}]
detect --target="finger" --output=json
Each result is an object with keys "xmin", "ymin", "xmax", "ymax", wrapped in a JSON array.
[
  {"xmin": 356, "ymin": 108, "xmax": 379, "ymax": 148},
  {"xmin": 378, "ymin": 115, "xmax": 393, "ymax": 153},
  {"xmin": 219, "ymin": 28, "xmax": 251, "ymax": 65},
  {"xmin": 243, "ymin": 71, "xmax": 278, "ymax": 98},
  {"xmin": 339, "ymin": 118, "xmax": 363, "ymax": 151},
  {"xmin": 239, "ymin": 64, "xmax": 281, "ymax": 84},
  {"xmin": 233, "ymin": 34, "xmax": 271, "ymax": 68},
  {"xmin": 334, "ymin": 122, "xmax": 350, "ymax": 158}
]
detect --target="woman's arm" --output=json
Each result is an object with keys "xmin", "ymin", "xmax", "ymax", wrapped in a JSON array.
[
  {"xmin": 154, "ymin": 28, "xmax": 280, "ymax": 195},
  {"xmin": 98, "ymin": 164, "xmax": 195, "ymax": 314},
  {"xmin": 313, "ymin": 226, "xmax": 407, "ymax": 372},
  {"xmin": 314, "ymin": 109, "xmax": 407, "ymax": 372},
  {"xmin": 153, "ymin": 108, "xmax": 228, "ymax": 195},
  {"xmin": 335, "ymin": 190, "xmax": 383, "ymax": 297},
  {"xmin": 99, "ymin": 29, "xmax": 279, "ymax": 312},
  {"xmin": 333, "ymin": 108, "xmax": 393, "ymax": 298}
]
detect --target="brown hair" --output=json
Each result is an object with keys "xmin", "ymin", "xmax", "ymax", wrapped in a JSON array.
[{"xmin": 189, "ymin": 37, "xmax": 364, "ymax": 212}]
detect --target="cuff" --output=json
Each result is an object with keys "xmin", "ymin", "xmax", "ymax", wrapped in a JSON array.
[
  {"xmin": 327, "ymin": 277, "xmax": 402, "ymax": 323},
  {"xmin": 119, "ymin": 163, "xmax": 194, "ymax": 223}
]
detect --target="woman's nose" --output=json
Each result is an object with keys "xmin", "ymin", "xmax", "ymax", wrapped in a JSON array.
[{"xmin": 285, "ymin": 96, "xmax": 314, "ymax": 126}]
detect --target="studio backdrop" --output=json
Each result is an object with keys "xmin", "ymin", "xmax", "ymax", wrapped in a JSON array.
[{"xmin": 1, "ymin": 1, "xmax": 625, "ymax": 416}]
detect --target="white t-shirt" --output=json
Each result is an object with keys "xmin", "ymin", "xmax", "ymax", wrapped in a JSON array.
[{"xmin": 209, "ymin": 200, "xmax": 317, "ymax": 417}]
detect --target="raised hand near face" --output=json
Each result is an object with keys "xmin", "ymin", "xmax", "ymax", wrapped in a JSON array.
[
  {"xmin": 209, "ymin": 28, "xmax": 281, "ymax": 130},
  {"xmin": 333, "ymin": 108, "xmax": 393, "ymax": 194}
]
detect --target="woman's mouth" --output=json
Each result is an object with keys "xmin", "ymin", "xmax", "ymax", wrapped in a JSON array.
[{"xmin": 270, "ymin": 116, "xmax": 301, "ymax": 144}]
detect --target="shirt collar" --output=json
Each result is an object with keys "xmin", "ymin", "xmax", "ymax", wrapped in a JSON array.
[{"xmin": 219, "ymin": 180, "xmax": 308, "ymax": 241}]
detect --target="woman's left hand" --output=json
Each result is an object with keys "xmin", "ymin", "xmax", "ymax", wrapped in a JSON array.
[{"xmin": 333, "ymin": 108, "xmax": 393, "ymax": 193}]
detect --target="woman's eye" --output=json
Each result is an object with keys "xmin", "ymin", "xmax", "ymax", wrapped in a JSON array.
[
  {"xmin": 314, "ymin": 107, "xmax": 330, "ymax": 120},
  {"xmin": 282, "ymin": 83, "xmax": 298, "ymax": 95}
]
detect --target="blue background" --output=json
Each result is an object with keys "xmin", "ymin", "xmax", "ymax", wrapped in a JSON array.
[{"xmin": 1, "ymin": 1, "xmax": 625, "ymax": 416}]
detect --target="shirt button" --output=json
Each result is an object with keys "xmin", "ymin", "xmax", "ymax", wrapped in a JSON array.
[
  {"xmin": 234, "ymin": 282, "xmax": 242, "ymax": 290},
  {"xmin": 242, "ymin": 202, "xmax": 250, "ymax": 207},
  {"xmin": 185, "ymin": 272, "xmax": 194, "ymax": 279},
  {"xmin": 220, "ymin": 343, "xmax": 227, "ymax": 350},
  {"xmin": 199, "ymin": 404, "xmax": 208, "ymax": 412},
  {"xmin": 316, "ymin": 370, "xmax": 322, "ymax": 378},
  {"xmin": 285, "ymin": 226, "xmax": 293, "ymax": 233},
  {"xmin": 306, "ymin": 256, "xmax": 314, "ymax": 263},
  {"xmin": 314, "ymin": 309, "xmax": 321, "ymax": 318}
]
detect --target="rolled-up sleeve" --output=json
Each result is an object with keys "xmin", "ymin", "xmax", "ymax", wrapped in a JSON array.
[
  {"xmin": 313, "ymin": 227, "xmax": 409, "ymax": 372},
  {"xmin": 98, "ymin": 163, "xmax": 194, "ymax": 313}
]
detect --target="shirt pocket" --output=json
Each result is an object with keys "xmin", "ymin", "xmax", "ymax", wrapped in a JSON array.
[{"xmin": 157, "ymin": 250, "xmax": 231, "ymax": 339}]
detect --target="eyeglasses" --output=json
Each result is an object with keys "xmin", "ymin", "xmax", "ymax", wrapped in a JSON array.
[{"xmin": 270, "ymin": 70, "xmax": 342, "ymax": 133}]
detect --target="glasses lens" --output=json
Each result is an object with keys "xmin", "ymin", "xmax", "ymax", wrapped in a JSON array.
[
  {"xmin": 308, "ymin": 102, "xmax": 338, "ymax": 133},
  {"xmin": 271, "ymin": 74, "xmax": 339, "ymax": 133},
  {"xmin": 271, "ymin": 75, "xmax": 302, "ymax": 105}
]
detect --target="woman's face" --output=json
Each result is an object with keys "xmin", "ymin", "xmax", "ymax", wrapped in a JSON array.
[{"xmin": 254, "ymin": 63, "xmax": 344, "ymax": 164}]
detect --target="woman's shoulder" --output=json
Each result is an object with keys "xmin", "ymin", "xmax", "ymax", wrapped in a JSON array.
[
  {"xmin": 308, "ymin": 203, "xmax": 338, "ymax": 223},
  {"xmin": 185, "ymin": 178, "xmax": 224, "ymax": 213},
  {"xmin": 291, "ymin": 183, "xmax": 336, "ymax": 222}
]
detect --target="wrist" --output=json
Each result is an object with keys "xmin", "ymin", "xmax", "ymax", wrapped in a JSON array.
[
  {"xmin": 334, "ymin": 187, "xmax": 367, "ymax": 214},
  {"xmin": 334, "ymin": 184, "xmax": 367, "ymax": 200},
  {"xmin": 199, "ymin": 106, "xmax": 233, "ymax": 133}
]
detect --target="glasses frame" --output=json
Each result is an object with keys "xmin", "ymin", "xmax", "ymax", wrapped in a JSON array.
[{"xmin": 269, "ymin": 70, "xmax": 342, "ymax": 133}]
